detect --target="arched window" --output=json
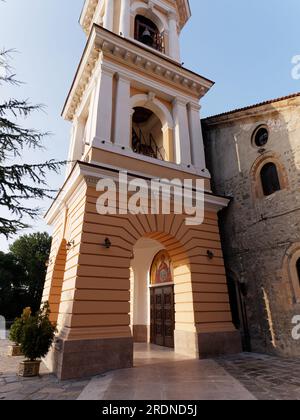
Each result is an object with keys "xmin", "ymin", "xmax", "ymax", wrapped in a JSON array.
[
  {"xmin": 260, "ymin": 162, "xmax": 281, "ymax": 196},
  {"xmin": 134, "ymin": 15, "xmax": 165, "ymax": 53},
  {"xmin": 297, "ymin": 258, "xmax": 300, "ymax": 285},
  {"xmin": 283, "ymin": 244, "xmax": 300, "ymax": 304}
]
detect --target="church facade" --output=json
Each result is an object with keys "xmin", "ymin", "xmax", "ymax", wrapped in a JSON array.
[
  {"xmin": 203, "ymin": 93, "xmax": 300, "ymax": 357},
  {"xmin": 42, "ymin": 0, "xmax": 241, "ymax": 380}
]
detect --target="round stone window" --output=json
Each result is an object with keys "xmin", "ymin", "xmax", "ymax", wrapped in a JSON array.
[{"xmin": 253, "ymin": 126, "xmax": 269, "ymax": 147}]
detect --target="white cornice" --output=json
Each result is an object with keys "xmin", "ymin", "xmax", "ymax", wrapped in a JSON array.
[
  {"xmin": 45, "ymin": 161, "xmax": 229, "ymax": 225},
  {"xmin": 79, "ymin": 0, "xmax": 98, "ymax": 33},
  {"xmin": 176, "ymin": 0, "xmax": 191, "ymax": 29},
  {"xmin": 62, "ymin": 25, "xmax": 214, "ymax": 121}
]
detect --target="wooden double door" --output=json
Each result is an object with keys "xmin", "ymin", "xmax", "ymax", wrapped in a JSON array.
[{"xmin": 150, "ymin": 285, "xmax": 175, "ymax": 348}]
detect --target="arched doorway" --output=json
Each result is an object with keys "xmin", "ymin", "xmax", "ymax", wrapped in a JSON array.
[
  {"xmin": 150, "ymin": 250, "xmax": 175, "ymax": 348},
  {"xmin": 130, "ymin": 236, "xmax": 183, "ymax": 351}
]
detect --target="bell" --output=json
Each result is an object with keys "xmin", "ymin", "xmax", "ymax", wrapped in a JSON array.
[{"xmin": 141, "ymin": 28, "xmax": 153, "ymax": 46}]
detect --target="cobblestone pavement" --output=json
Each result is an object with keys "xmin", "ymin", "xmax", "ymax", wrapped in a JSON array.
[
  {"xmin": 0, "ymin": 340, "xmax": 89, "ymax": 400},
  {"xmin": 217, "ymin": 353, "xmax": 300, "ymax": 400}
]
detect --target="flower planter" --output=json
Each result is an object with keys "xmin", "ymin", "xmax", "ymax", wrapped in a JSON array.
[
  {"xmin": 8, "ymin": 345, "xmax": 23, "ymax": 357},
  {"xmin": 18, "ymin": 360, "xmax": 41, "ymax": 377}
]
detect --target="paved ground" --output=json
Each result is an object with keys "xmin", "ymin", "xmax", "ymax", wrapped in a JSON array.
[
  {"xmin": 1, "ymin": 338, "xmax": 300, "ymax": 400},
  {"xmin": 78, "ymin": 344, "xmax": 255, "ymax": 400},
  {"xmin": 217, "ymin": 353, "xmax": 300, "ymax": 400},
  {"xmin": 0, "ymin": 339, "xmax": 89, "ymax": 400}
]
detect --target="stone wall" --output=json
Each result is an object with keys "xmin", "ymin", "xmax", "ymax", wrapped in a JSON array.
[{"xmin": 203, "ymin": 95, "xmax": 300, "ymax": 357}]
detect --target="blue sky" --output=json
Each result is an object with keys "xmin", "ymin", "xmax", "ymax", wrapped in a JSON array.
[{"xmin": 0, "ymin": 0, "xmax": 300, "ymax": 251}]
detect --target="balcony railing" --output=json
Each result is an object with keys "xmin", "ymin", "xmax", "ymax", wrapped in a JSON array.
[
  {"xmin": 132, "ymin": 128, "xmax": 165, "ymax": 161},
  {"xmin": 135, "ymin": 32, "xmax": 165, "ymax": 54}
]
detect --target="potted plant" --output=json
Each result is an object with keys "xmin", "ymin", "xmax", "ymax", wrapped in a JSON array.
[
  {"xmin": 8, "ymin": 308, "xmax": 31, "ymax": 357},
  {"xmin": 18, "ymin": 302, "xmax": 56, "ymax": 377}
]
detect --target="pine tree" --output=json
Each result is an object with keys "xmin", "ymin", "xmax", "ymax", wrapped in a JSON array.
[{"xmin": 0, "ymin": 49, "xmax": 65, "ymax": 237}]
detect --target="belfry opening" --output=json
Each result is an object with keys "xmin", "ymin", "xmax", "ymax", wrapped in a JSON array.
[{"xmin": 132, "ymin": 107, "xmax": 165, "ymax": 161}]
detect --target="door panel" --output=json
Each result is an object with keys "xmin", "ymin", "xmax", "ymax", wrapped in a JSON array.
[{"xmin": 150, "ymin": 286, "xmax": 174, "ymax": 348}]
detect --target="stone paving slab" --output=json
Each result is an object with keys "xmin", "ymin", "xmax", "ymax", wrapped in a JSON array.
[
  {"xmin": 78, "ymin": 344, "xmax": 256, "ymax": 401},
  {"xmin": 0, "ymin": 340, "xmax": 89, "ymax": 400},
  {"xmin": 217, "ymin": 353, "xmax": 300, "ymax": 401},
  {"xmin": 1, "ymin": 337, "xmax": 300, "ymax": 400}
]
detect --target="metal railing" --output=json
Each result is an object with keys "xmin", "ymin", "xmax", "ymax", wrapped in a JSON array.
[
  {"xmin": 136, "ymin": 32, "xmax": 165, "ymax": 54},
  {"xmin": 132, "ymin": 128, "xmax": 165, "ymax": 161}
]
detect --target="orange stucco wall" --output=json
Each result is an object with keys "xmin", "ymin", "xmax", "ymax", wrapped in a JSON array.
[{"xmin": 44, "ymin": 177, "xmax": 233, "ymax": 343}]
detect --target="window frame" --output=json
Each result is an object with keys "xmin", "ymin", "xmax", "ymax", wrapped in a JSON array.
[
  {"xmin": 284, "ymin": 245, "xmax": 300, "ymax": 304},
  {"xmin": 250, "ymin": 153, "xmax": 288, "ymax": 200},
  {"xmin": 252, "ymin": 125, "xmax": 269, "ymax": 148},
  {"xmin": 260, "ymin": 162, "xmax": 281, "ymax": 197}
]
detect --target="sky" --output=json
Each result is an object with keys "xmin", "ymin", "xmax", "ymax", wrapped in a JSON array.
[{"xmin": 0, "ymin": 0, "xmax": 300, "ymax": 252}]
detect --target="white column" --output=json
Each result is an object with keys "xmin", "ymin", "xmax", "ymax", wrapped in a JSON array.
[
  {"xmin": 188, "ymin": 102, "xmax": 207, "ymax": 172},
  {"xmin": 173, "ymin": 98, "xmax": 192, "ymax": 167},
  {"xmin": 90, "ymin": 67, "xmax": 114, "ymax": 147},
  {"xmin": 103, "ymin": 0, "xmax": 114, "ymax": 32},
  {"xmin": 168, "ymin": 12, "xmax": 180, "ymax": 61},
  {"xmin": 66, "ymin": 117, "xmax": 85, "ymax": 178},
  {"xmin": 114, "ymin": 74, "xmax": 131, "ymax": 149},
  {"xmin": 119, "ymin": 0, "xmax": 130, "ymax": 37}
]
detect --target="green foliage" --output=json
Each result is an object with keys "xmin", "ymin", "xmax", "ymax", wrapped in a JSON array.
[
  {"xmin": 9, "ymin": 318, "xmax": 23, "ymax": 345},
  {"xmin": 20, "ymin": 303, "xmax": 56, "ymax": 361},
  {"xmin": 9, "ymin": 232, "xmax": 51, "ymax": 312},
  {"xmin": 0, "ymin": 251, "xmax": 27, "ymax": 320},
  {"xmin": 0, "ymin": 232, "xmax": 51, "ymax": 320},
  {"xmin": 9, "ymin": 307, "xmax": 31, "ymax": 345},
  {"xmin": 0, "ymin": 49, "xmax": 65, "ymax": 238}
]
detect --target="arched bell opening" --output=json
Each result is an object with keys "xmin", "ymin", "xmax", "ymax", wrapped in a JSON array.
[
  {"xmin": 132, "ymin": 107, "xmax": 166, "ymax": 161},
  {"xmin": 134, "ymin": 14, "xmax": 165, "ymax": 53}
]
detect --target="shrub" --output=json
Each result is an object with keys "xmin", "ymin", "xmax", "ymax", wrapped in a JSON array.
[
  {"xmin": 20, "ymin": 302, "xmax": 56, "ymax": 361},
  {"xmin": 9, "ymin": 307, "xmax": 31, "ymax": 345}
]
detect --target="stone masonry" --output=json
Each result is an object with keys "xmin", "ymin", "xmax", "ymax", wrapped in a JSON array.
[{"xmin": 203, "ymin": 94, "xmax": 300, "ymax": 357}]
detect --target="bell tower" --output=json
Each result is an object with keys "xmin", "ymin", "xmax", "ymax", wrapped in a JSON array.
[
  {"xmin": 66, "ymin": 0, "xmax": 211, "ymax": 178},
  {"xmin": 43, "ymin": 0, "xmax": 241, "ymax": 380},
  {"xmin": 80, "ymin": 0, "xmax": 187, "ymax": 61}
]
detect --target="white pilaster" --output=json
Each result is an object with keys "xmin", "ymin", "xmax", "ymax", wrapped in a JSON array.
[
  {"xmin": 188, "ymin": 102, "xmax": 207, "ymax": 172},
  {"xmin": 173, "ymin": 98, "xmax": 192, "ymax": 167},
  {"xmin": 119, "ymin": 0, "xmax": 130, "ymax": 37},
  {"xmin": 90, "ymin": 66, "xmax": 114, "ymax": 147},
  {"xmin": 168, "ymin": 12, "xmax": 180, "ymax": 62},
  {"xmin": 103, "ymin": 0, "xmax": 114, "ymax": 32},
  {"xmin": 66, "ymin": 117, "xmax": 85, "ymax": 178},
  {"xmin": 114, "ymin": 74, "xmax": 131, "ymax": 149}
]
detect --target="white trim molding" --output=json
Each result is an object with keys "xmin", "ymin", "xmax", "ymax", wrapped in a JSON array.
[{"xmin": 62, "ymin": 25, "xmax": 214, "ymax": 121}]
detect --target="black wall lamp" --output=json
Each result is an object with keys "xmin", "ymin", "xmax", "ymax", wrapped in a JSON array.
[
  {"xmin": 207, "ymin": 250, "xmax": 214, "ymax": 260},
  {"xmin": 103, "ymin": 238, "xmax": 112, "ymax": 249},
  {"xmin": 66, "ymin": 240, "xmax": 75, "ymax": 251}
]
